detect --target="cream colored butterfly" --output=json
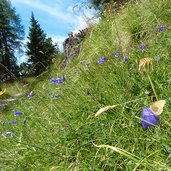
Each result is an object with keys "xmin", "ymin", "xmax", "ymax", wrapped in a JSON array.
[
  {"xmin": 139, "ymin": 57, "xmax": 153, "ymax": 73},
  {"xmin": 150, "ymin": 100, "xmax": 166, "ymax": 115}
]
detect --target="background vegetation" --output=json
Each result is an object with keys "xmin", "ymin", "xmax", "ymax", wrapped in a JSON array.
[
  {"xmin": 0, "ymin": 0, "xmax": 59, "ymax": 81},
  {"xmin": 0, "ymin": 0, "xmax": 171, "ymax": 170},
  {"xmin": 0, "ymin": 0, "xmax": 24, "ymax": 80}
]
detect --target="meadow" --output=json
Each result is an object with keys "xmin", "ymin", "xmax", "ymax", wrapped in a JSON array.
[{"xmin": 0, "ymin": 0, "xmax": 171, "ymax": 170}]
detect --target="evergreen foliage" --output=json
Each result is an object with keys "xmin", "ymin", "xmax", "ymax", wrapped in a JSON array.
[
  {"xmin": 90, "ymin": 0, "xmax": 111, "ymax": 9},
  {"xmin": 89, "ymin": 0, "xmax": 127, "ymax": 10},
  {"xmin": 18, "ymin": 62, "xmax": 30, "ymax": 77},
  {"xmin": 26, "ymin": 13, "xmax": 58, "ymax": 76},
  {"xmin": 0, "ymin": 0, "xmax": 24, "ymax": 81}
]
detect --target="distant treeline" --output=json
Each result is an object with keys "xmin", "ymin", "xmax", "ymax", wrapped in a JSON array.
[
  {"xmin": 0, "ymin": 0, "xmax": 59, "ymax": 82},
  {"xmin": 89, "ymin": 0, "xmax": 130, "ymax": 11}
]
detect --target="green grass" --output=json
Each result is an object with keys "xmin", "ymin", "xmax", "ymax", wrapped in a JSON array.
[{"xmin": 0, "ymin": 0, "xmax": 171, "ymax": 170}]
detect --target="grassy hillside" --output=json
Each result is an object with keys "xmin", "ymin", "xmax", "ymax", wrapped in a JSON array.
[{"xmin": 0, "ymin": 0, "xmax": 171, "ymax": 170}]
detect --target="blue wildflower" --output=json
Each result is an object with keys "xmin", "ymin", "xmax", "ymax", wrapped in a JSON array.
[
  {"xmin": 158, "ymin": 26, "xmax": 165, "ymax": 32},
  {"xmin": 23, "ymin": 117, "xmax": 27, "ymax": 124},
  {"xmin": 98, "ymin": 56, "xmax": 106, "ymax": 64},
  {"xmin": 13, "ymin": 110, "xmax": 22, "ymax": 116},
  {"xmin": 11, "ymin": 121, "xmax": 17, "ymax": 125},
  {"xmin": 86, "ymin": 63, "xmax": 90, "ymax": 67},
  {"xmin": 56, "ymin": 78, "xmax": 63, "ymax": 84},
  {"xmin": 0, "ymin": 132, "xmax": 2, "ymax": 134},
  {"xmin": 54, "ymin": 94, "xmax": 60, "ymax": 99},
  {"xmin": 28, "ymin": 91, "xmax": 35, "ymax": 99},
  {"xmin": 50, "ymin": 78, "xmax": 63, "ymax": 84},
  {"xmin": 50, "ymin": 78, "xmax": 57, "ymax": 84},
  {"xmin": 61, "ymin": 74, "xmax": 66, "ymax": 81},
  {"xmin": 123, "ymin": 56, "xmax": 128, "ymax": 62},
  {"xmin": 140, "ymin": 45, "xmax": 146, "ymax": 51},
  {"xmin": 115, "ymin": 52, "xmax": 120, "ymax": 58},
  {"xmin": 141, "ymin": 108, "xmax": 159, "ymax": 129}
]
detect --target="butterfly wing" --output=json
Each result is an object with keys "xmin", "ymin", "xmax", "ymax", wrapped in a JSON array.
[
  {"xmin": 150, "ymin": 100, "xmax": 166, "ymax": 115},
  {"xmin": 0, "ymin": 89, "xmax": 6, "ymax": 95}
]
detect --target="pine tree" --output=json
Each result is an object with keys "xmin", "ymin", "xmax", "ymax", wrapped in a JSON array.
[
  {"xmin": 0, "ymin": 0, "xmax": 24, "ymax": 81},
  {"xmin": 26, "ymin": 13, "xmax": 58, "ymax": 76}
]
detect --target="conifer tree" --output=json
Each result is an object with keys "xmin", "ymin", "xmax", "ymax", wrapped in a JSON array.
[
  {"xmin": 0, "ymin": 0, "xmax": 24, "ymax": 80},
  {"xmin": 26, "ymin": 13, "xmax": 58, "ymax": 76}
]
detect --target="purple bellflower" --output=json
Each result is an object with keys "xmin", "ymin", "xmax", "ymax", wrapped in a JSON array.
[
  {"xmin": 140, "ymin": 45, "xmax": 146, "ymax": 51},
  {"xmin": 56, "ymin": 78, "xmax": 63, "ymax": 84},
  {"xmin": 11, "ymin": 121, "xmax": 17, "ymax": 125},
  {"xmin": 23, "ymin": 117, "xmax": 27, "ymax": 124},
  {"xmin": 50, "ymin": 78, "xmax": 57, "ymax": 84},
  {"xmin": 158, "ymin": 26, "xmax": 165, "ymax": 32},
  {"xmin": 86, "ymin": 63, "xmax": 90, "ymax": 67},
  {"xmin": 115, "ymin": 52, "xmax": 120, "ymax": 58},
  {"xmin": 123, "ymin": 56, "xmax": 128, "ymax": 62},
  {"xmin": 141, "ymin": 108, "xmax": 159, "ymax": 129},
  {"xmin": 13, "ymin": 110, "xmax": 22, "ymax": 116},
  {"xmin": 50, "ymin": 78, "xmax": 63, "ymax": 84},
  {"xmin": 61, "ymin": 74, "xmax": 66, "ymax": 81},
  {"xmin": 98, "ymin": 56, "xmax": 106, "ymax": 64},
  {"xmin": 28, "ymin": 91, "xmax": 35, "ymax": 99},
  {"xmin": 54, "ymin": 94, "xmax": 60, "ymax": 99}
]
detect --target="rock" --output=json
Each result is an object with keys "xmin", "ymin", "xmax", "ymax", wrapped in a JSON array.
[
  {"xmin": 61, "ymin": 28, "xmax": 89, "ymax": 68},
  {"xmin": 0, "ymin": 93, "xmax": 23, "ymax": 110}
]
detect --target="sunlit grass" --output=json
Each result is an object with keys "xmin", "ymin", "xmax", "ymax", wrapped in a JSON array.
[{"xmin": 0, "ymin": 0, "xmax": 171, "ymax": 170}]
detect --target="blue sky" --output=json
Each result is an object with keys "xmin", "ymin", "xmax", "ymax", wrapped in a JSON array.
[{"xmin": 10, "ymin": 0, "xmax": 97, "ymax": 62}]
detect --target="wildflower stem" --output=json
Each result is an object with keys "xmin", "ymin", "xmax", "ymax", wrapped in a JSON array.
[
  {"xmin": 93, "ymin": 143, "xmax": 156, "ymax": 169},
  {"xmin": 147, "ymin": 74, "xmax": 158, "ymax": 101}
]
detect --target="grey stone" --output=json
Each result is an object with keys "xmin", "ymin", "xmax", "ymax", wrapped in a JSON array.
[{"xmin": 61, "ymin": 28, "xmax": 89, "ymax": 69}]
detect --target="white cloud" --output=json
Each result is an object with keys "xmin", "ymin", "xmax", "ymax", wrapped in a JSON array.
[
  {"xmin": 11, "ymin": 0, "xmax": 73, "ymax": 22},
  {"xmin": 11, "ymin": 0, "xmax": 98, "ymax": 32},
  {"xmin": 51, "ymin": 35, "xmax": 67, "ymax": 51}
]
